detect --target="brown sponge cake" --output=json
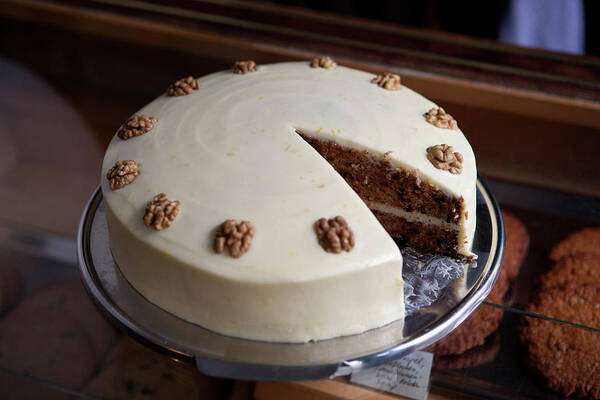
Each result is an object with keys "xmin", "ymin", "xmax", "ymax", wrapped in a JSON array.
[{"xmin": 299, "ymin": 134, "xmax": 465, "ymax": 258}]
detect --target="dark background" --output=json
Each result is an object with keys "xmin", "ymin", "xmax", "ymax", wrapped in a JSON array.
[{"xmin": 273, "ymin": 0, "xmax": 600, "ymax": 56}]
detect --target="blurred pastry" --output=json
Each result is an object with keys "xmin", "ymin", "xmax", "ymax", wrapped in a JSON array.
[
  {"xmin": 502, "ymin": 211, "xmax": 530, "ymax": 280},
  {"xmin": 540, "ymin": 252, "xmax": 600, "ymax": 291},
  {"xmin": 0, "ymin": 299, "xmax": 96, "ymax": 399},
  {"xmin": 433, "ymin": 332, "xmax": 501, "ymax": 370},
  {"xmin": 14, "ymin": 278, "xmax": 117, "ymax": 358},
  {"xmin": 520, "ymin": 283, "xmax": 600, "ymax": 399},
  {"xmin": 82, "ymin": 338, "xmax": 208, "ymax": 399},
  {"xmin": 549, "ymin": 227, "xmax": 600, "ymax": 262},
  {"xmin": 0, "ymin": 278, "xmax": 118, "ymax": 399},
  {"xmin": 430, "ymin": 271, "xmax": 506, "ymax": 356},
  {"xmin": 430, "ymin": 210, "xmax": 528, "ymax": 357}
]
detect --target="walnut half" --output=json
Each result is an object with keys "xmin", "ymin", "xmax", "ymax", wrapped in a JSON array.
[
  {"xmin": 424, "ymin": 107, "xmax": 458, "ymax": 130},
  {"xmin": 143, "ymin": 193, "xmax": 181, "ymax": 231},
  {"xmin": 214, "ymin": 220, "xmax": 254, "ymax": 258},
  {"xmin": 426, "ymin": 144, "xmax": 464, "ymax": 175},
  {"xmin": 166, "ymin": 76, "xmax": 200, "ymax": 97},
  {"xmin": 106, "ymin": 160, "xmax": 139, "ymax": 190},
  {"xmin": 232, "ymin": 60, "xmax": 258, "ymax": 74},
  {"xmin": 117, "ymin": 115, "xmax": 157, "ymax": 140},
  {"xmin": 371, "ymin": 72, "xmax": 402, "ymax": 90},
  {"xmin": 310, "ymin": 56, "xmax": 337, "ymax": 70},
  {"xmin": 315, "ymin": 216, "xmax": 355, "ymax": 253}
]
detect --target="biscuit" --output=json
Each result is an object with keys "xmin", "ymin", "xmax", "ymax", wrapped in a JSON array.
[
  {"xmin": 82, "ymin": 338, "xmax": 204, "ymax": 399},
  {"xmin": 433, "ymin": 332, "xmax": 500, "ymax": 370},
  {"xmin": 549, "ymin": 227, "xmax": 600, "ymax": 262},
  {"xmin": 502, "ymin": 211, "xmax": 530, "ymax": 280},
  {"xmin": 431, "ymin": 210, "xmax": 528, "ymax": 357},
  {"xmin": 430, "ymin": 278, "xmax": 505, "ymax": 356},
  {"xmin": 520, "ymin": 284, "xmax": 600, "ymax": 399},
  {"xmin": 540, "ymin": 253, "xmax": 600, "ymax": 291},
  {"xmin": 0, "ymin": 256, "xmax": 23, "ymax": 314}
]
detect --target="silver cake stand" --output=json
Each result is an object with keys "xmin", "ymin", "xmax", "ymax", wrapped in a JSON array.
[{"xmin": 77, "ymin": 177, "xmax": 504, "ymax": 381}]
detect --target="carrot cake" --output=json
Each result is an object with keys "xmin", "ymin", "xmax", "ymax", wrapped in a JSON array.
[{"xmin": 101, "ymin": 60, "xmax": 477, "ymax": 342}]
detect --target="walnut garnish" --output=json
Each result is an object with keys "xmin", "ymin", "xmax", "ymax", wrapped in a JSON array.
[
  {"xmin": 143, "ymin": 193, "xmax": 181, "ymax": 230},
  {"xmin": 426, "ymin": 144, "xmax": 464, "ymax": 175},
  {"xmin": 214, "ymin": 220, "xmax": 254, "ymax": 258},
  {"xmin": 310, "ymin": 56, "xmax": 337, "ymax": 70},
  {"xmin": 166, "ymin": 76, "xmax": 200, "ymax": 96},
  {"xmin": 315, "ymin": 216, "xmax": 355, "ymax": 254},
  {"xmin": 117, "ymin": 115, "xmax": 157, "ymax": 140},
  {"xmin": 106, "ymin": 160, "xmax": 139, "ymax": 190},
  {"xmin": 371, "ymin": 72, "xmax": 401, "ymax": 90},
  {"xmin": 424, "ymin": 107, "xmax": 458, "ymax": 130},
  {"xmin": 232, "ymin": 60, "xmax": 258, "ymax": 74}
]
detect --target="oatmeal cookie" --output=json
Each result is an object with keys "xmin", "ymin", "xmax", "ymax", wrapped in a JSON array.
[
  {"xmin": 431, "ymin": 210, "xmax": 528, "ymax": 356},
  {"xmin": 550, "ymin": 227, "xmax": 600, "ymax": 262},
  {"xmin": 430, "ymin": 271, "xmax": 507, "ymax": 356},
  {"xmin": 540, "ymin": 253, "xmax": 600, "ymax": 291},
  {"xmin": 520, "ymin": 283, "xmax": 600, "ymax": 399},
  {"xmin": 502, "ymin": 211, "xmax": 530, "ymax": 280},
  {"xmin": 433, "ymin": 332, "xmax": 500, "ymax": 370}
]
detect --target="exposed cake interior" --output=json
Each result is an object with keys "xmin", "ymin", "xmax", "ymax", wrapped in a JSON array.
[{"xmin": 298, "ymin": 132, "xmax": 465, "ymax": 258}]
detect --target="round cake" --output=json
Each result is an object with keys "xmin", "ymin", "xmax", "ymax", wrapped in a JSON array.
[{"xmin": 101, "ymin": 59, "xmax": 477, "ymax": 343}]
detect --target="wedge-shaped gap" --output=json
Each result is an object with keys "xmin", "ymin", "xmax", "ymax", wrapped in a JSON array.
[{"xmin": 295, "ymin": 129, "xmax": 463, "ymax": 258}]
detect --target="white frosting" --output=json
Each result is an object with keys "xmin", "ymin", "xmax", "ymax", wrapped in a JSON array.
[{"xmin": 101, "ymin": 62, "xmax": 476, "ymax": 342}]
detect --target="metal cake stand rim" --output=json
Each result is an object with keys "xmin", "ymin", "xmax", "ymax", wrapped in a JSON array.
[{"xmin": 77, "ymin": 176, "xmax": 504, "ymax": 381}]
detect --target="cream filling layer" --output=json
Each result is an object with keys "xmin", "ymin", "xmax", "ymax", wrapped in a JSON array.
[{"xmin": 367, "ymin": 202, "xmax": 460, "ymax": 231}]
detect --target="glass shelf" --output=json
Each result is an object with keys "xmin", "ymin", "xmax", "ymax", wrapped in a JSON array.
[{"xmin": 1, "ymin": 1, "xmax": 599, "ymax": 397}]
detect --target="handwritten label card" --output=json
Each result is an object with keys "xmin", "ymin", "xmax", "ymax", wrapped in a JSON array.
[{"xmin": 350, "ymin": 351, "xmax": 433, "ymax": 400}]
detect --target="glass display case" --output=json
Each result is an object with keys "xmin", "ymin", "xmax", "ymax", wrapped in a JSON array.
[{"xmin": 1, "ymin": 1, "xmax": 599, "ymax": 398}]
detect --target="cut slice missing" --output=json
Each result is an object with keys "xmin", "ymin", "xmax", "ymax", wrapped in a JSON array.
[{"xmin": 297, "ymin": 131, "xmax": 470, "ymax": 259}]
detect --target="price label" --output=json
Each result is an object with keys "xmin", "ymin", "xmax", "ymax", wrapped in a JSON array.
[{"xmin": 350, "ymin": 351, "xmax": 433, "ymax": 400}]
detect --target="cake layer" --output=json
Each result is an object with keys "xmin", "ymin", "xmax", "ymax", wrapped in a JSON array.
[
  {"xmin": 368, "ymin": 202, "xmax": 459, "ymax": 231},
  {"xmin": 372, "ymin": 209, "xmax": 460, "ymax": 257},
  {"xmin": 298, "ymin": 133, "xmax": 474, "ymax": 256},
  {"xmin": 101, "ymin": 61, "xmax": 477, "ymax": 342},
  {"xmin": 298, "ymin": 133, "xmax": 462, "ymax": 222}
]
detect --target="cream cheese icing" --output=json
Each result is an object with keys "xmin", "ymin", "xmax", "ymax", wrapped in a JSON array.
[{"xmin": 101, "ymin": 61, "xmax": 476, "ymax": 342}]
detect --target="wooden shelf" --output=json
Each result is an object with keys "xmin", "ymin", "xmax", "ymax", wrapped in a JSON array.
[{"xmin": 2, "ymin": 0, "xmax": 599, "ymax": 198}]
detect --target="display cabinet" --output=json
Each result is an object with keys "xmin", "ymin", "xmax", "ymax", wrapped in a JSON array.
[{"xmin": 1, "ymin": 1, "xmax": 599, "ymax": 398}]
